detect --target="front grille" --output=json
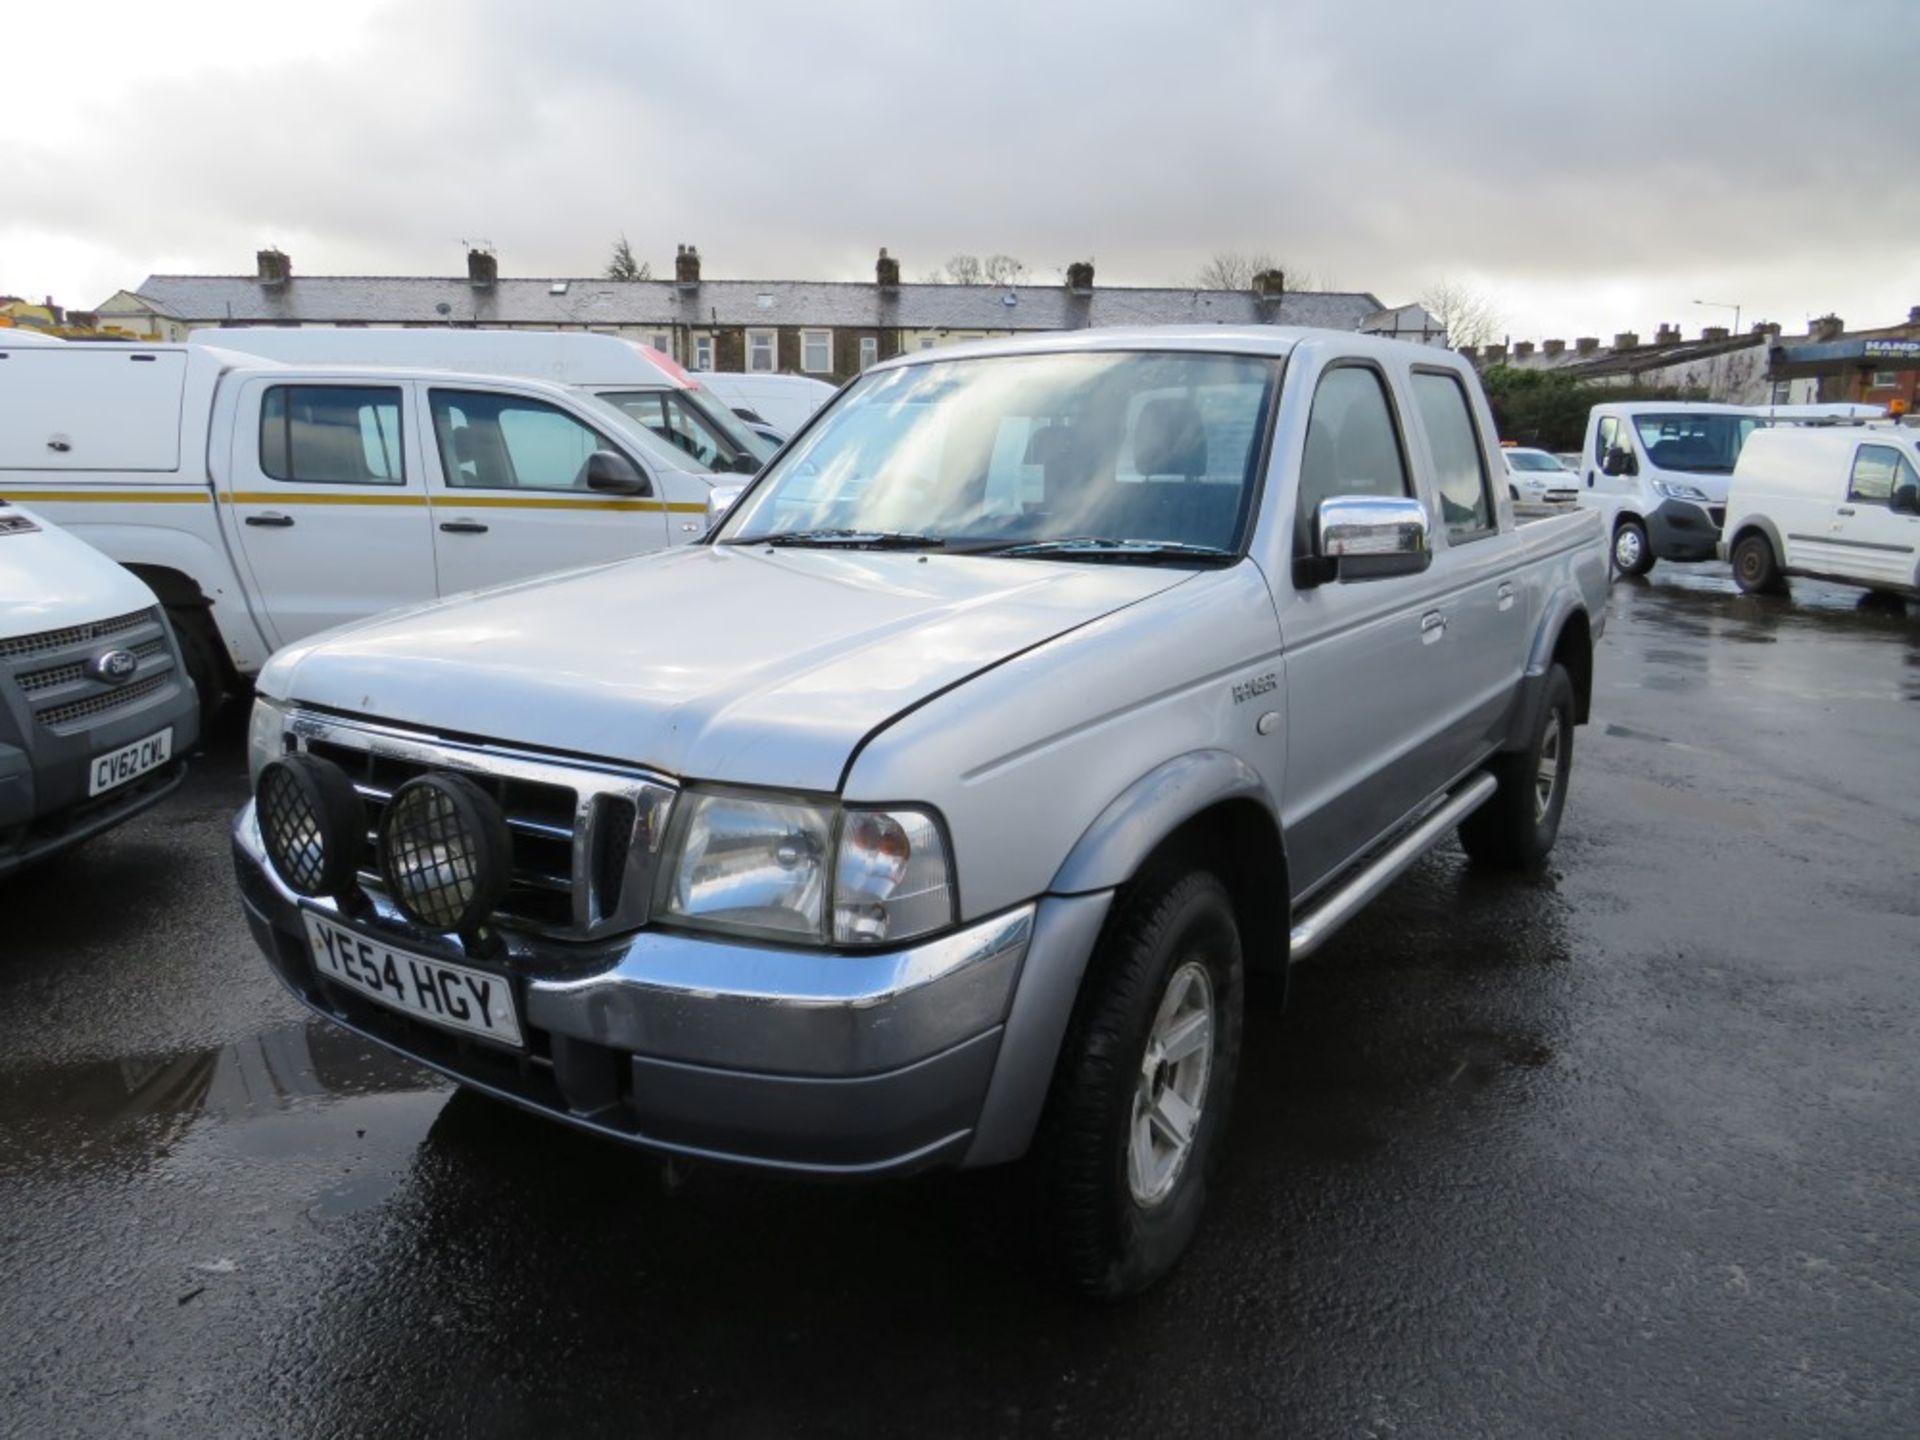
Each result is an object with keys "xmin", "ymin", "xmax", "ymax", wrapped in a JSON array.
[
  {"xmin": 36, "ymin": 672, "xmax": 173, "ymax": 728},
  {"xmin": 0, "ymin": 608, "xmax": 152, "ymax": 661},
  {"xmin": 286, "ymin": 712, "xmax": 675, "ymax": 941},
  {"xmin": 17, "ymin": 639, "xmax": 167, "ymax": 695}
]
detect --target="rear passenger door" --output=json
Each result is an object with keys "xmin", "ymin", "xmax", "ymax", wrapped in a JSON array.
[
  {"xmin": 1280, "ymin": 361, "xmax": 1461, "ymax": 897},
  {"xmin": 1405, "ymin": 365, "xmax": 1527, "ymax": 778},
  {"xmin": 421, "ymin": 386, "xmax": 671, "ymax": 597},
  {"xmin": 225, "ymin": 378, "xmax": 437, "ymax": 646}
]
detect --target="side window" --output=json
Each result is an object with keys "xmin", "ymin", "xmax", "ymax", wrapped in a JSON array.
[
  {"xmin": 1595, "ymin": 415, "xmax": 1620, "ymax": 465},
  {"xmin": 1296, "ymin": 366, "xmax": 1411, "ymax": 550},
  {"xmin": 260, "ymin": 385, "xmax": 404, "ymax": 485},
  {"xmin": 1849, "ymin": 445, "xmax": 1901, "ymax": 504},
  {"xmin": 1411, "ymin": 370, "xmax": 1494, "ymax": 540},
  {"xmin": 429, "ymin": 390, "xmax": 623, "ymax": 493}
]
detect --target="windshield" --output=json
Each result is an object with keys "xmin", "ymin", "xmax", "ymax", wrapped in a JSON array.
[
  {"xmin": 1630, "ymin": 413, "xmax": 1758, "ymax": 475},
  {"xmin": 1507, "ymin": 451, "xmax": 1565, "ymax": 472},
  {"xmin": 719, "ymin": 351, "xmax": 1279, "ymax": 556},
  {"xmin": 596, "ymin": 388, "xmax": 773, "ymax": 473}
]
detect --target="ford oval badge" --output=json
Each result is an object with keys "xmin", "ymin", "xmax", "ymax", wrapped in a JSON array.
[{"xmin": 88, "ymin": 648, "xmax": 139, "ymax": 684}]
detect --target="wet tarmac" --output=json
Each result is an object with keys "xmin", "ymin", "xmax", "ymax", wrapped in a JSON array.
[{"xmin": 3, "ymin": 565, "xmax": 1916, "ymax": 1437}]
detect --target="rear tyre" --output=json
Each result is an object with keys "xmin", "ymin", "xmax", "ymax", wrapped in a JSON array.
[
  {"xmin": 1459, "ymin": 663, "xmax": 1575, "ymax": 870},
  {"xmin": 1731, "ymin": 531, "xmax": 1786, "ymax": 595},
  {"xmin": 166, "ymin": 606, "xmax": 229, "ymax": 727},
  {"xmin": 1612, "ymin": 517, "xmax": 1655, "ymax": 576},
  {"xmin": 1038, "ymin": 869, "xmax": 1243, "ymax": 1299}
]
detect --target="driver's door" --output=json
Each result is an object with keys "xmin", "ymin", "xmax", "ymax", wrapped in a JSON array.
[{"xmin": 421, "ymin": 385, "xmax": 669, "ymax": 596}]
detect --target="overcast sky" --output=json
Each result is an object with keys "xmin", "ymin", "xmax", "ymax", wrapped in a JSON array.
[{"xmin": 6, "ymin": 0, "xmax": 1916, "ymax": 341}]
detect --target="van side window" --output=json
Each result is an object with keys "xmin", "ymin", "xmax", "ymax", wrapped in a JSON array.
[
  {"xmin": 1848, "ymin": 444, "xmax": 1912, "ymax": 505},
  {"xmin": 429, "ymin": 390, "xmax": 624, "ymax": 493},
  {"xmin": 1410, "ymin": 370, "xmax": 1494, "ymax": 541},
  {"xmin": 260, "ymin": 386, "xmax": 404, "ymax": 485},
  {"xmin": 1296, "ymin": 366, "xmax": 1411, "ymax": 551}
]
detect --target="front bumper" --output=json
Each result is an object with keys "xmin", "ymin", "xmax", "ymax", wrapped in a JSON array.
[
  {"xmin": 1647, "ymin": 497, "xmax": 1725, "ymax": 562},
  {"xmin": 233, "ymin": 802, "xmax": 1091, "ymax": 1176}
]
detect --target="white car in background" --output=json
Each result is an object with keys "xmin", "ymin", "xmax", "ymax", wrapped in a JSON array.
[
  {"xmin": 695, "ymin": 373, "xmax": 837, "ymax": 443},
  {"xmin": 1503, "ymin": 447, "xmax": 1579, "ymax": 504}
]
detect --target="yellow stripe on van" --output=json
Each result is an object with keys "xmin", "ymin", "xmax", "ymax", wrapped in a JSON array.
[{"xmin": 5, "ymin": 488, "xmax": 708, "ymax": 515}]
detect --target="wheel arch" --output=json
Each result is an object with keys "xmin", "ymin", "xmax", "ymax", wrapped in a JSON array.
[{"xmin": 1726, "ymin": 513, "xmax": 1785, "ymax": 558}]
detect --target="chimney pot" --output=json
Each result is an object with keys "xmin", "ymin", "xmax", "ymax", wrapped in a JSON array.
[
  {"xmin": 1542, "ymin": 338, "xmax": 1566, "ymax": 357},
  {"xmin": 1513, "ymin": 341, "xmax": 1535, "ymax": 359},
  {"xmin": 675, "ymin": 245, "xmax": 701, "ymax": 288},
  {"xmin": 1575, "ymin": 336, "xmax": 1600, "ymax": 354},
  {"xmin": 1065, "ymin": 260, "xmax": 1095, "ymax": 295},
  {"xmin": 256, "ymin": 248, "xmax": 290, "ymax": 286},
  {"xmin": 1654, "ymin": 323, "xmax": 1680, "ymax": 345},
  {"xmin": 1809, "ymin": 314, "xmax": 1844, "ymax": 341},
  {"xmin": 1482, "ymin": 344, "xmax": 1508, "ymax": 363},
  {"xmin": 1250, "ymin": 268, "xmax": 1286, "ymax": 302},
  {"xmin": 1456, "ymin": 345, "xmax": 1479, "ymax": 361},
  {"xmin": 1701, "ymin": 325, "xmax": 1729, "ymax": 341},
  {"xmin": 466, "ymin": 247, "xmax": 497, "ymax": 289},
  {"xmin": 875, "ymin": 248, "xmax": 900, "ymax": 290},
  {"xmin": 1614, "ymin": 331, "xmax": 1639, "ymax": 350},
  {"xmin": 1907, "ymin": 305, "xmax": 1920, "ymax": 326}
]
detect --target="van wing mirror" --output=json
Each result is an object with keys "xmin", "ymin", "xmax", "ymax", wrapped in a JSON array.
[
  {"xmin": 585, "ymin": 450, "xmax": 652, "ymax": 496},
  {"xmin": 1892, "ymin": 484, "xmax": 1920, "ymax": 516},
  {"xmin": 1295, "ymin": 495, "xmax": 1432, "ymax": 588},
  {"xmin": 1600, "ymin": 446, "xmax": 1637, "ymax": 477}
]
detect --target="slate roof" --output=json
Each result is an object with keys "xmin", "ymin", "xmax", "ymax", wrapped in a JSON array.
[{"xmin": 125, "ymin": 274, "xmax": 1384, "ymax": 333}]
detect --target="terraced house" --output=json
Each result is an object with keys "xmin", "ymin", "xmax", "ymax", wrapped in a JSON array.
[{"xmin": 104, "ymin": 246, "xmax": 1434, "ymax": 383}]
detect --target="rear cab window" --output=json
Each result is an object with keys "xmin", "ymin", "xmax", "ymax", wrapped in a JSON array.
[
  {"xmin": 260, "ymin": 385, "xmax": 405, "ymax": 485},
  {"xmin": 1410, "ymin": 369, "xmax": 1495, "ymax": 541}
]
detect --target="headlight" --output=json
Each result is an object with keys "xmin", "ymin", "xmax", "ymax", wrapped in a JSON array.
[
  {"xmin": 256, "ymin": 754, "xmax": 366, "ymax": 898},
  {"xmin": 657, "ymin": 789, "xmax": 956, "ymax": 947},
  {"xmin": 1655, "ymin": 480, "xmax": 1710, "ymax": 502},
  {"xmin": 247, "ymin": 697, "xmax": 289, "ymax": 787},
  {"xmin": 379, "ymin": 773, "xmax": 514, "ymax": 935}
]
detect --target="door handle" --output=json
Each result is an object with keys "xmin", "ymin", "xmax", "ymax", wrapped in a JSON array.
[
  {"xmin": 1836, "ymin": 507, "xmax": 1856, "ymax": 517},
  {"xmin": 1420, "ymin": 610, "xmax": 1447, "ymax": 643},
  {"xmin": 438, "ymin": 520, "xmax": 490, "ymax": 534},
  {"xmin": 244, "ymin": 512, "xmax": 294, "ymax": 528}
]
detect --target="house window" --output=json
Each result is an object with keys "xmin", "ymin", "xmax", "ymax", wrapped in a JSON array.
[
  {"xmin": 694, "ymin": 335, "xmax": 714, "ymax": 370},
  {"xmin": 859, "ymin": 336, "xmax": 879, "ymax": 370},
  {"xmin": 801, "ymin": 329, "xmax": 833, "ymax": 374},
  {"xmin": 747, "ymin": 328, "xmax": 777, "ymax": 373},
  {"xmin": 648, "ymin": 332, "xmax": 672, "ymax": 356},
  {"xmin": 1770, "ymin": 381, "xmax": 1793, "ymax": 405},
  {"xmin": 1869, "ymin": 370, "xmax": 1899, "ymax": 389}
]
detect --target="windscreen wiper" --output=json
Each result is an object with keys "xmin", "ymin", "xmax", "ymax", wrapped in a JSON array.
[
  {"xmin": 747, "ymin": 528, "xmax": 948, "ymax": 550},
  {"xmin": 990, "ymin": 536, "xmax": 1236, "ymax": 563}
]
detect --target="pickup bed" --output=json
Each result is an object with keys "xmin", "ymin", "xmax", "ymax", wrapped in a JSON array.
[{"xmin": 231, "ymin": 326, "xmax": 1605, "ymax": 1296}]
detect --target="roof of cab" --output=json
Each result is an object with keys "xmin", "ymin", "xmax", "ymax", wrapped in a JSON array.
[{"xmin": 865, "ymin": 324, "xmax": 1454, "ymax": 370}]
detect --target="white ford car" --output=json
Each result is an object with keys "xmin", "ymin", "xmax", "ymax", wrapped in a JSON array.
[{"xmin": 232, "ymin": 327, "xmax": 1605, "ymax": 1295}]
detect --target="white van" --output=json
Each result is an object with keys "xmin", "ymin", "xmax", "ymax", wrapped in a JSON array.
[
  {"xmin": 0, "ymin": 502, "xmax": 200, "ymax": 874},
  {"xmin": 1576, "ymin": 402, "xmax": 1762, "ymax": 574},
  {"xmin": 693, "ymin": 373, "xmax": 837, "ymax": 441},
  {"xmin": 0, "ymin": 341, "xmax": 726, "ymax": 697},
  {"xmin": 1721, "ymin": 425, "xmax": 1920, "ymax": 598},
  {"xmin": 190, "ymin": 328, "xmax": 773, "ymax": 475}
]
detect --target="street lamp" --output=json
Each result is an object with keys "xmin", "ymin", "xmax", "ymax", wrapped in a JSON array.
[{"xmin": 1692, "ymin": 299, "xmax": 1742, "ymax": 336}]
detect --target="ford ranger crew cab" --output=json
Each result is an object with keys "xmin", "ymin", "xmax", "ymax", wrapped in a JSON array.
[{"xmin": 232, "ymin": 327, "xmax": 1606, "ymax": 1296}]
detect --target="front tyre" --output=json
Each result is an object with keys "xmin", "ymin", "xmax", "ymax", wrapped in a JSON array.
[
  {"xmin": 1459, "ymin": 663, "xmax": 1575, "ymax": 870},
  {"xmin": 1613, "ymin": 517, "xmax": 1655, "ymax": 576},
  {"xmin": 1039, "ymin": 870, "xmax": 1244, "ymax": 1299}
]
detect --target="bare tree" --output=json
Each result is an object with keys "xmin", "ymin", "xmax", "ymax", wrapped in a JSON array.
[
  {"xmin": 943, "ymin": 254, "xmax": 984, "ymax": 286},
  {"xmin": 1192, "ymin": 250, "xmax": 1320, "ymax": 292},
  {"xmin": 1418, "ymin": 278, "xmax": 1500, "ymax": 349},
  {"xmin": 605, "ymin": 234, "xmax": 651, "ymax": 281},
  {"xmin": 982, "ymin": 254, "xmax": 1027, "ymax": 286}
]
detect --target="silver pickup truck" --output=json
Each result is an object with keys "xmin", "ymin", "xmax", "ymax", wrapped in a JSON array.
[{"xmin": 232, "ymin": 327, "xmax": 1605, "ymax": 1295}]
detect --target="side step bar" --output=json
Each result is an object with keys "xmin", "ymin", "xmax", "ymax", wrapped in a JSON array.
[{"xmin": 1288, "ymin": 772, "xmax": 1499, "ymax": 964}]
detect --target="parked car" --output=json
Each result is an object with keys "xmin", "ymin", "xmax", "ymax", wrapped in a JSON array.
[
  {"xmin": 1502, "ymin": 446, "xmax": 1579, "ymax": 505},
  {"xmin": 231, "ymin": 327, "xmax": 1605, "ymax": 1296},
  {"xmin": 0, "ymin": 502, "xmax": 200, "ymax": 876},
  {"xmin": 0, "ymin": 341, "xmax": 731, "ymax": 713},
  {"xmin": 694, "ymin": 372, "xmax": 837, "ymax": 441},
  {"xmin": 1720, "ymin": 424, "xmax": 1920, "ymax": 598},
  {"xmin": 190, "ymin": 327, "xmax": 774, "ymax": 474},
  {"xmin": 1575, "ymin": 401, "xmax": 1761, "ymax": 574},
  {"xmin": 1553, "ymin": 451, "xmax": 1584, "ymax": 473}
]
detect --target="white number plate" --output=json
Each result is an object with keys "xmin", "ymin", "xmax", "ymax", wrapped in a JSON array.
[
  {"xmin": 89, "ymin": 727, "xmax": 173, "ymax": 797},
  {"xmin": 302, "ymin": 911, "xmax": 524, "ymax": 1048}
]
